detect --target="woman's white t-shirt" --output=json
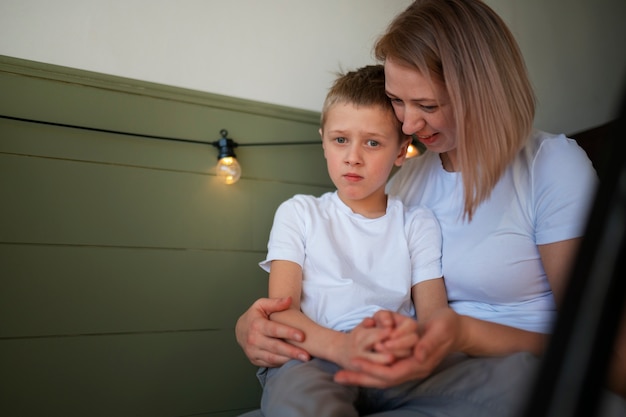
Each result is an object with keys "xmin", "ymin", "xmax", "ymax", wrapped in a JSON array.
[{"xmin": 387, "ymin": 130, "xmax": 598, "ymax": 333}]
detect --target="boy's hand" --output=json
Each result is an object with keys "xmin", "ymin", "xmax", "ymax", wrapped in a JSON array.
[
  {"xmin": 335, "ymin": 319, "xmax": 395, "ymax": 370},
  {"xmin": 371, "ymin": 310, "xmax": 419, "ymax": 359}
]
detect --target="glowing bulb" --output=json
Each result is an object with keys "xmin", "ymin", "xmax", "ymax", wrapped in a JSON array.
[
  {"xmin": 406, "ymin": 143, "xmax": 419, "ymax": 159},
  {"xmin": 405, "ymin": 137, "xmax": 425, "ymax": 159},
  {"xmin": 216, "ymin": 156, "xmax": 241, "ymax": 185}
]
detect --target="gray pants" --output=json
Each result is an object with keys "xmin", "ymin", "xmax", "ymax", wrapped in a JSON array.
[
  {"xmin": 244, "ymin": 352, "xmax": 534, "ymax": 417},
  {"xmin": 239, "ymin": 352, "xmax": 626, "ymax": 417}
]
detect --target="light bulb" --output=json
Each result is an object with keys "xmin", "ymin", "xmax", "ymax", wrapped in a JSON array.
[
  {"xmin": 405, "ymin": 143, "xmax": 419, "ymax": 159},
  {"xmin": 216, "ymin": 156, "xmax": 242, "ymax": 185}
]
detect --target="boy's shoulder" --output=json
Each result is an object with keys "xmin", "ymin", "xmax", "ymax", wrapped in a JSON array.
[
  {"xmin": 278, "ymin": 191, "xmax": 336, "ymax": 210},
  {"xmin": 393, "ymin": 197, "xmax": 440, "ymax": 231},
  {"xmin": 284, "ymin": 191, "xmax": 334, "ymax": 204}
]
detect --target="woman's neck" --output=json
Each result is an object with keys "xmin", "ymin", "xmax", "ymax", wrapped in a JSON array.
[{"xmin": 440, "ymin": 151, "xmax": 459, "ymax": 172}]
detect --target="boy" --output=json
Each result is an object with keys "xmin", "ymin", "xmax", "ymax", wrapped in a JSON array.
[{"xmin": 257, "ymin": 65, "xmax": 447, "ymax": 416}]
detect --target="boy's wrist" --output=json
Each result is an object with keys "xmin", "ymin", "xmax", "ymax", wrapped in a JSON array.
[{"xmin": 327, "ymin": 331, "xmax": 349, "ymax": 365}]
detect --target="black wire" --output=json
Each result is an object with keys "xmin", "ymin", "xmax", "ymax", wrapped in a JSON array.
[{"xmin": 0, "ymin": 114, "xmax": 320, "ymax": 147}]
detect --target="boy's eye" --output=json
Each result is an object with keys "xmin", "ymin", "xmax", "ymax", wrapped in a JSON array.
[
  {"xmin": 367, "ymin": 140, "xmax": 380, "ymax": 147},
  {"xmin": 335, "ymin": 137, "xmax": 347, "ymax": 144}
]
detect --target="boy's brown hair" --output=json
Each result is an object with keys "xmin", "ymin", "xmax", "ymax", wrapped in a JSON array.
[{"xmin": 320, "ymin": 65, "xmax": 405, "ymax": 141}]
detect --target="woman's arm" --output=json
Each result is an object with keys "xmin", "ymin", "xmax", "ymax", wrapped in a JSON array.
[
  {"xmin": 335, "ymin": 307, "xmax": 547, "ymax": 388},
  {"xmin": 538, "ymin": 238, "xmax": 581, "ymax": 307},
  {"xmin": 269, "ymin": 260, "xmax": 395, "ymax": 369},
  {"xmin": 453, "ymin": 312, "xmax": 548, "ymax": 356}
]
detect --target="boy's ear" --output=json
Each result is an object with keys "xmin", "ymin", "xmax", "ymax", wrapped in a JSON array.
[
  {"xmin": 394, "ymin": 135, "xmax": 412, "ymax": 167},
  {"xmin": 319, "ymin": 128, "xmax": 327, "ymax": 157}
]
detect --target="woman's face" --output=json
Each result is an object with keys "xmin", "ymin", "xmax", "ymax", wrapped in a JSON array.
[{"xmin": 384, "ymin": 58, "xmax": 457, "ymax": 154}]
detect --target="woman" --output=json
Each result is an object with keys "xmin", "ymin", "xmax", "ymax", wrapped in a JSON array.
[{"xmin": 236, "ymin": 0, "xmax": 625, "ymax": 415}]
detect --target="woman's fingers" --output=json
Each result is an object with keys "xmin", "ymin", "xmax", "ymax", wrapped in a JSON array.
[{"xmin": 334, "ymin": 356, "xmax": 425, "ymax": 388}]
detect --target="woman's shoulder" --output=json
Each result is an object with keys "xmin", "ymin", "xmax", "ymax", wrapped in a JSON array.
[
  {"xmin": 518, "ymin": 130, "xmax": 594, "ymax": 176},
  {"xmin": 524, "ymin": 130, "xmax": 589, "ymax": 161}
]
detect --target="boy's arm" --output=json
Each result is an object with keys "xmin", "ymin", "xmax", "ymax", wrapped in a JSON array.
[
  {"xmin": 374, "ymin": 278, "xmax": 448, "ymax": 357},
  {"xmin": 269, "ymin": 260, "xmax": 394, "ymax": 368},
  {"xmin": 413, "ymin": 278, "xmax": 448, "ymax": 321}
]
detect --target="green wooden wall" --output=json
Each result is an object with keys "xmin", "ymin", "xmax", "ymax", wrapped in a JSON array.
[{"xmin": 0, "ymin": 55, "xmax": 334, "ymax": 416}]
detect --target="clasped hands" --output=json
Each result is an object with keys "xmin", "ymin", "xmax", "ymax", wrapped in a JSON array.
[
  {"xmin": 337, "ymin": 310, "xmax": 420, "ymax": 369},
  {"xmin": 333, "ymin": 308, "xmax": 456, "ymax": 388},
  {"xmin": 235, "ymin": 297, "xmax": 459, "ymax": 388}
]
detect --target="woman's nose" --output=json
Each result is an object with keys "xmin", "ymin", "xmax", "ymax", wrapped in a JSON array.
[{"xmin": 402, "ymin": 111, "xmax": 426, "ymax": 135}]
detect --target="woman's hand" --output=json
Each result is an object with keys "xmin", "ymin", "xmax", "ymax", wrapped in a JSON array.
[
  {"xmin": 334, "ymin": 308, "xmax": 460, "ymax": 388},
  {"xmin": 235, "ymin": 297, "xmax": 311, "ymax": 367}
]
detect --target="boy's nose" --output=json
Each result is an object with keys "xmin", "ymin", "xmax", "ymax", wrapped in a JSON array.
[{"xmin": 345, "ymin": 146, "xmax": 363, "ymax": 166}]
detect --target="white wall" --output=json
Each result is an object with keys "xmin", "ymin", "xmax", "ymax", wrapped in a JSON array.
[{"xmin": 1, "ymin": 0, "xmax": 625, "ymax": 134}]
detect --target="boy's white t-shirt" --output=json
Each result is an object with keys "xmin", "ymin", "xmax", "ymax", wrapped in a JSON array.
[
  {"xmin": 386, "ymin": 130, "xmax": 598, "ymax": 333},
  {"xmin": 259, "ymin": 192, "xmax": 442, "ymax": 332}
]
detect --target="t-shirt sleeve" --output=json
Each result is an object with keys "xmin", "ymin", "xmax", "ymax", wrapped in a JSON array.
[
  {"xmin": 258, "ymin": 197, "xmax": 307, "ymax": 272},
  {"xmin": 405, "ymin": 206, "xmax": 443, "ymax": 285},
  {"xmin": 533, "ymin": 136, "xmax": 599, "ymax": 244}
]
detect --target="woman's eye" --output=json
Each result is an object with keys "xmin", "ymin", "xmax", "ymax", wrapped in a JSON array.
[
  {"xmin": 335, "ymin": 137, "xmax": 347, "ymax": 144},
  {"xmin": 421, "ymin": 105, "xmax": 438, "ymax": 112}
]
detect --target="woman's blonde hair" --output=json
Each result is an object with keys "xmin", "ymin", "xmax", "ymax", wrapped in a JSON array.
[{"xmin": 375, "ymin": 0, "xmax": 536, "ymax": 220}]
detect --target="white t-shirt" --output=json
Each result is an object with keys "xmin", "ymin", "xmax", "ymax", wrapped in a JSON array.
[
  {"xmin": 387, "ymin": 130, "xmax": 598, "ymax": 333},
  {"xmin": 259, "ymin": 191, "xmax": 442, "ymax": 332}
]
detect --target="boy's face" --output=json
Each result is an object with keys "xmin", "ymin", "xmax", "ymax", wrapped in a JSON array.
[{"xmin": 320, "ymin": 102, "xmax": 409, "ymax": 214}]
